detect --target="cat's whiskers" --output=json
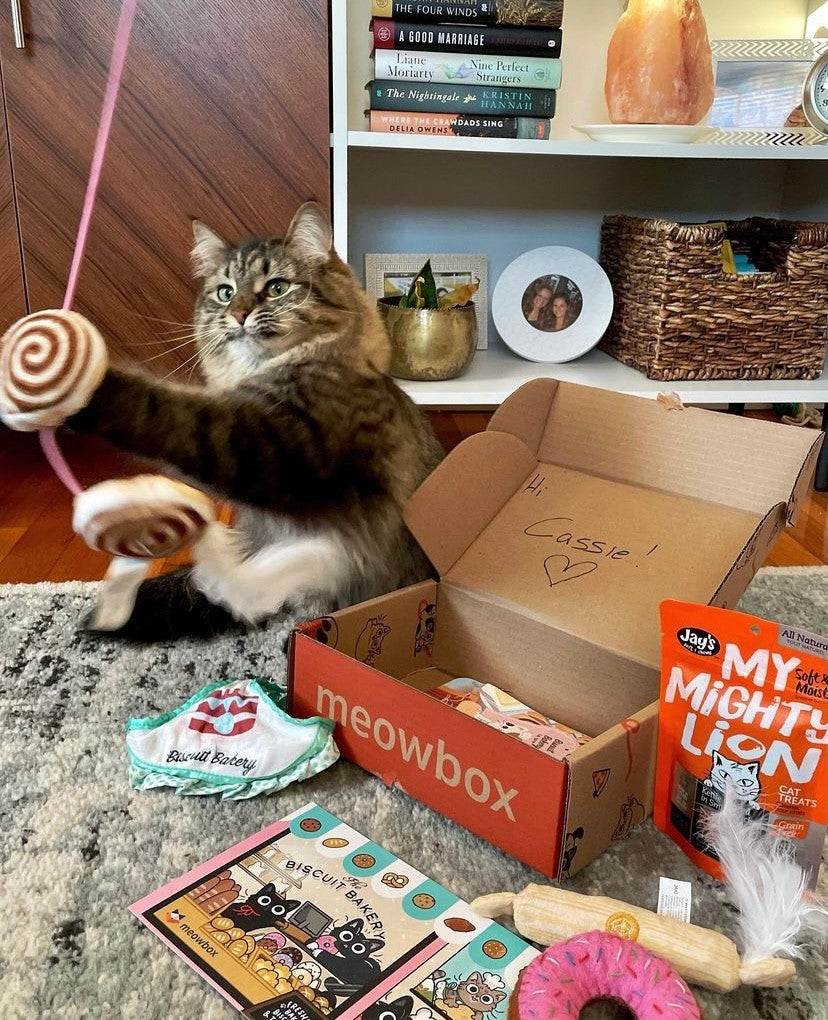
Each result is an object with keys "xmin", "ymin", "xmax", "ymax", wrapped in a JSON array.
[
  {"xmin": 160, "ymin": 331, "xmax": 223, "ymax": 383},
  {"xmin": 186, "ymin": 334, "xmax": 223, "ymax": 384},
  {"xmin": 130, "ymin": 312, "xmax": 202, "ymax": 328},
  {"xmin": 137, "ymin": 334, "xmax": 207, "ymax": 365}
]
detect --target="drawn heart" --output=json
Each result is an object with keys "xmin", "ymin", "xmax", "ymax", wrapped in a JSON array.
[{"xmin": 543, "ymin": 554, "xmax": 598, "ymax": 587}]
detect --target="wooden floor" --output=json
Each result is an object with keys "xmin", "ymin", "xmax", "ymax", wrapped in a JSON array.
[{"xmin": 0, "ymin": 412, "xmax": 825, "ymax": 583}]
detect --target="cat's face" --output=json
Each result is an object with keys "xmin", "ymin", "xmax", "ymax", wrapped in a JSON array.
[
  {"xmin": 709, "ymin": 751, "xmax": 761, "ymax": 799},
  {"xmin": 330, "ymin": 918, "xmax": 384, "ymax": 961},
  {"xmin": 364, "ymin": 995, "xmax": 414, "ymax": 1020},
  {"xmin": 458, "ymin": 974, "xmax": 506, "ymax": 1014},
  {"xmin": 191, "ymin": 203, "xmax": 336, "ymax": 385},
  {"xmin": 244, "ymin": 883, "xmax": 300, "ymax": 924}
]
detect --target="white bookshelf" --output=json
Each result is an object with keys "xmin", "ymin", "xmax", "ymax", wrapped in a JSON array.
[
  {"xmin": 397, "ymin": 344, "xmax": 828, "ymax": 408},
  {"xmin": 348, "ymin": 130, "xmax": 828, "ymax": 161},
  {"xmin": 332, "ymin": 0, "xmax": 828, "ymax": 411}
]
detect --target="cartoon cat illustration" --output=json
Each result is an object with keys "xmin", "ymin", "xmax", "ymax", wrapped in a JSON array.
[
  {"xmin": 218, "ymin": 883, "xmax": 300, "ymax": 934},
  {"xmin": 355, "ymin": 616, "xmax": 391, "ymax": 665},
  {"xmin": 414, "ymin": 600, "xmax": 436, "ymax": 657},
  {"xmin": 436, "ymin": 972, "xmax": 507, "ymax": 1020},
  {"xmin": 560, "ymin": 826, "xmax": 584, "ymax": 880},
  {"xmin": 307, "ymin": 933, "xmax": 339, "ymax": 956},
  {"xmin": 314, "ymin": 616, "xmax": 339, "ymax": 648},
  {"xmin": 317, "ymin": 918, "xmax": 385, "ymax": 999},
  {"xmin": 611, "ymin": 795, "xmax": 646, "ymax": 841},
  {"xmin": 704, "ymin": 751, "xmax": 762, "ymax": 811},
  {"xmin": 363, "ymin": 995, "xmax": 415, "ymax": 1020}
]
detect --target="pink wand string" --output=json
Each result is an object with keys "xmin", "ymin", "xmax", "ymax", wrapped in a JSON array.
[{"xmin": 38, "ymin": 0, "xmax": 139, "ymax": 496}]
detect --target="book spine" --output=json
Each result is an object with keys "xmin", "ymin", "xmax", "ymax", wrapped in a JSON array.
[
  {"xmin": 369, "ymin": 80, "xmax": 556, "ymax": 117},
  {"xmin": 370, "ymin": 0, "xmax": 564, "ymax": 28},
  {"xmin": 374, "ymin": 49, "xmax": 562, "ymax": 89},
  {"xmin": 368, "ymin": 110, "xmax": 552, "ymax": 138},
  {"xmin": 371, "ymin": 19, "xmax": 563, "ymax": 57}
]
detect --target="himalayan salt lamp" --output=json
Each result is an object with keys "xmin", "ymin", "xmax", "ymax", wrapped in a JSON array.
[{"xmin": 605, "ymin": 0, "xmax": 714, "ymax": 125}]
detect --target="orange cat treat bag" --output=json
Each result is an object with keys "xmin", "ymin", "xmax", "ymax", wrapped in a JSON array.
[{"xmin": 655, "ymin": 601, "xmax": 828, "ymax": 888}]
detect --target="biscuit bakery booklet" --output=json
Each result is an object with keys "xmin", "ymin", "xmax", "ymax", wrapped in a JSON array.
[{"xmin": 129, "ymin": 802, "xmax": 537, "ymax": 1020}]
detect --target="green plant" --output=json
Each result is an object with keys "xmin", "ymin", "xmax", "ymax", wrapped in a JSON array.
[
  {"xmin": 397, "ymin": 259, "xmax": 480, "ymax": 310},
  {"xmin": 399, "ymin": 259, "xmax": 439, "ymax": 309}
]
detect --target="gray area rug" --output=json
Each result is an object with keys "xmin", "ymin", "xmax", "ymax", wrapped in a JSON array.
[{"xmin": 0, "ymin": 568, "xmax": 826, "ymax": 1020}]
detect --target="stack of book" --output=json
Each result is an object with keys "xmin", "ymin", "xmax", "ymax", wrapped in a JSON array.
[{"xmin": 367, "ymin": 0, "xmax": 564, "ymax": 140}]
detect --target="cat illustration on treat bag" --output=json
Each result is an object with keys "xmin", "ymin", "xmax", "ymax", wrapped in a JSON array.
[{"xmin": 704, "ymin": 750, "xmax": 765, "ymax": 817}]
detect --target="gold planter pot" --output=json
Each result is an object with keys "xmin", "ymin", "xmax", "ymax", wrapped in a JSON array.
[{"xmin": 378, "ymin": 298, "xmax": 477, "ymax": 381}]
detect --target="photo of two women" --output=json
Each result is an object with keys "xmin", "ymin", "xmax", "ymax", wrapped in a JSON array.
[{"xmin": 521, "ymin": 274, "xmax": 583, "ymax": 333}]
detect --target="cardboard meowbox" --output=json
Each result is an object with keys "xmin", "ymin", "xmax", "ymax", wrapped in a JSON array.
[{"xmin": 288, "ymin": 379, "xmax": 820, "ymax": 878}]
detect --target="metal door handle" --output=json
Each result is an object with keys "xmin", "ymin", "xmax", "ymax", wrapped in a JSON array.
[{"xmin": 11, "ymin": 0, "xmax": 24, "ymax": 49}]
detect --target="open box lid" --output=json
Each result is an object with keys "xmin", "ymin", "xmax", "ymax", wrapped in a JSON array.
[{"xmin": 405, "ymin": 379, "xmax": 821, "ymax": 667}]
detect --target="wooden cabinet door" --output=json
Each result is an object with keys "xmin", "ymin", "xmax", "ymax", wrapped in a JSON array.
[
  {"xmin": 0, "ymin": 83, "xmax": 26, "ymax": 327},
  {"xmin": 0, "ymin": 0, "xmax": 329, "ymax": 378}
]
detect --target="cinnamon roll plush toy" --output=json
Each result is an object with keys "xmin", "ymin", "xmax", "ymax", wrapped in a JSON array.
[{"xmin": 0, "ymin": 309, "xmax": 335, "ymax": 631}]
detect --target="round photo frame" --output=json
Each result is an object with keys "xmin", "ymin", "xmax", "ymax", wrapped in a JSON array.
[{"xmin": 492, "ymin": 246, "xmax": 614, "ymax": 363}]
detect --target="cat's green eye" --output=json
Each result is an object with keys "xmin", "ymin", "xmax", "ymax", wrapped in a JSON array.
[
  {"xmin": 265, "ymin": 278, "xmax": 289, "ymax": 298},
  {"xmin": 215, "ymin": 283, "xmax": 234, "ymax": 303}
]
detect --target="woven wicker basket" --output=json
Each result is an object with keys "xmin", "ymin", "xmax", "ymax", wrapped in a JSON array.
[{"xmin": 598, "ymin": 215, "xmax": 828, "ymax": 381}]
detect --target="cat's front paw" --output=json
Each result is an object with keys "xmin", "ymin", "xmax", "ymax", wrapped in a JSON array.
[
  {"xmin": 81, "ymin": 567, "xmax": 247, "ymax": 643},
  {"xmin": 0, "ymin": 310, "xmax": 108, "ymax": 431}
]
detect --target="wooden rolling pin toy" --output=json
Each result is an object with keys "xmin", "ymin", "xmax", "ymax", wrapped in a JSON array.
[{"xmin": 471, "ymin": 885, "xmax": 796, "ymax": 993}]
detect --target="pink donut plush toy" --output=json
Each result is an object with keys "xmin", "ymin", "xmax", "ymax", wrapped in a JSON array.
[{"xmin": 510, "ymin": 930, "xmax": 700, "ymax": 1020}]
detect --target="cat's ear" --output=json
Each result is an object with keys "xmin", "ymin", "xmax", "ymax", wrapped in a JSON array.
[
  {"xmin": 363, "ymin": 938, "xmax": 384, "ymax": 955},
  {"xmin": 285, "ymin": 201, "xmax": 332, "ymax": 265},
  {"xmin": 711, "ymin": 750, "xmax": 724, "ymax": 768},
  {"xmin": 286, "ymin": 899, "xmax": 301, "ymax": 912},
  {"xmin": 258, "ymin": 883, "xmax": 277, "ymax": 896},
  {"xmin": 745, "ymin": 761, "xmax": 760, "ymax": 776},
  {"xmin": 192, "ymin": 220, "xmax": 230, "ymax": 277},
  {"xmin": 467, "ymin": 972, "xmax": 481, "ymax": 983}
]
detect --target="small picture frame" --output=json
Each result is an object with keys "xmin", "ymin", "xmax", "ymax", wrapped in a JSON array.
[
  {"xmin": 492, "ymin": 246, "xmax": 613, "ymax": 363},
  {"xmin": 364, "ymin": 253, "xmax": 488, "ymax": 349},
  {"xmin": 707, "ymin": 38, "xmax": 828, "ymax": 145}
]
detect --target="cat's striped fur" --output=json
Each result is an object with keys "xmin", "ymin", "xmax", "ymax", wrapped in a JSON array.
[{"xmin": 69, "ymin": 203, "xmax": 444, "ymax": 640}]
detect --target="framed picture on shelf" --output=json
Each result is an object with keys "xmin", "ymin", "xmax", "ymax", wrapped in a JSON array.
[
  {"xmin": 491, "ymin": 246, "xmax": 613, "ymax": 363},
  {"xmin": 364, "ymin": 253, "xmax": 488, "ymax": 349},
  {"xmin": 708, "ymin": 38, "xmax": 828, "ymax": 145}
]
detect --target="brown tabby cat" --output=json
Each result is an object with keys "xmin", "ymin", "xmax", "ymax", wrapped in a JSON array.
[{"xmin": 69, "ymin": 202, "xmax": 444, "ymax": 640}]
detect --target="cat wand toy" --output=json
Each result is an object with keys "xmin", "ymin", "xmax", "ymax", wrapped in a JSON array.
[{"xmin": 0, "ymin": 0, "xmax": 335, "ymax": 630}]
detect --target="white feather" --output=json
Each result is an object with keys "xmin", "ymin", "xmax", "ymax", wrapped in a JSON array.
[
  {"xmin": 700, "ymin": 785, "xmax": 828, "ymax": 963},
  {"xmin": 191, "ymin": 522, "xmax": 349, "ymax": 623}
]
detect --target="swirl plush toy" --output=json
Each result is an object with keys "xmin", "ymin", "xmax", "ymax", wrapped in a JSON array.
[{"xmin": 0, "ymin": 310, "xmax": 108, "ymax": 430}]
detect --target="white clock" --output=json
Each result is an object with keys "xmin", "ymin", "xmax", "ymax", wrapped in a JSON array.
[{"xmin": 802, "ymin": 51, "xmax": 828, "ymax": 135}]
